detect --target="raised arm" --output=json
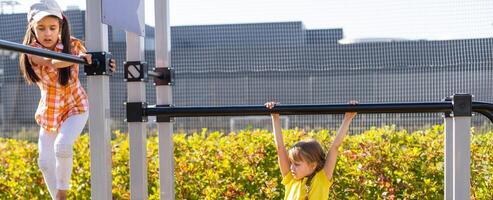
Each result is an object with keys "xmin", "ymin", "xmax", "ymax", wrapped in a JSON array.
[
  {"xmin": 324, "ymin": 101, "xmax": 358, "ymax": 180},
  {"xmin": 266, "ymin": 102, "xmax": 290, "ymax": 177}
]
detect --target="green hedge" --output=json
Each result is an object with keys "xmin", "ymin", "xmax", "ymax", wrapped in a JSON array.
[{"xmin": 0, "ymin": 125, "xmax": 492, "ymax": 199}]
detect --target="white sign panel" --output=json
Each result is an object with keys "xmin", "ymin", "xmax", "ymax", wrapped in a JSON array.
[{"xmin": 102, "ymin": 0, "xmax": 145, "ymax": 36}]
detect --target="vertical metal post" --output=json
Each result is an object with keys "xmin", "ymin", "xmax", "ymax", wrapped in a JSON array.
[
  {"xmin": 155, "ymin": 0, "xmax": 174, "ymax": 198},
  {"xmin": 444, "ymin": 111, "xmax": 453, "ymax": 200},
  {"xmin": 86, "ymin": 0, "xmax": 112, "ymax": 199},
  {"xmin": 452, "ymin": 94, "xmax": 471, "ymax": 200},
  {"xmin": 126, "ymin": 0, "xmax": 147, "ymax": 198}
]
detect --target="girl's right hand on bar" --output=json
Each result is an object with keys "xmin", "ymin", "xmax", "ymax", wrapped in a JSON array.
[
  {"xmin": 264, "ymin": 101, "xmax": 279, "ymax": 110},
  {"xmin": 79, "ymin": 53, "xmax": 92, "ymax": 65},
  {"xmin": 344, "ymin": 100, "xmax": 358, "ymax": 120}
]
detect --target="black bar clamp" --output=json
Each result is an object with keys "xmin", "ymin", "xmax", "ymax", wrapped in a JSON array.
[
  {"xmin": 155, "ymin": 104, "xmax": 172, "ymax": 122},
  {"xmin": 125, "ymin": 102, "xmax": 148, "ymax": 122},
  {"xmin": 124, "ymin": 61, "xmax": 148, "ymax": 82},
  {"xmin": 151, "ymin": 67, "xmax": 173, "ymax": 86},
  {"xmin": 84, "ymin": 52, "xmax": 114, "ymax": 76},
  {"xmin": 452, "ymin": 94, "xmax": 472, "ymax": 117}
]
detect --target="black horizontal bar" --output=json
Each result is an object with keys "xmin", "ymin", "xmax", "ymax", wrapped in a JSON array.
[
  {"xmin": 472, "ymin": 101, "xmax": 493, "ymax": 122},
  {"xmin": 472, "ymin": 101, "xmax": 493, "ymax": 111},
  {"xmin": 0, "ymin": 39, "xmax": 87, "ymax": 64},
  {"xmin": 146, "ymin": 102, "xmax": 454, "ymax": 117},
  {"xmin": 146, "ymin": 101, "xmax": 493, "ymax": 123}
]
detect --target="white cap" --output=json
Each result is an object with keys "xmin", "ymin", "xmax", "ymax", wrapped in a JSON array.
[{"xmin": 27, "ymin": 0, "xmax": 63, "ymax": 22}]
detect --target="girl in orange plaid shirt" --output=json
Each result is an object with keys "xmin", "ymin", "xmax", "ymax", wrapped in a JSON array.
[{"xmin": 18, "ymin": 1, "xmax": 115, "ymax": 199}]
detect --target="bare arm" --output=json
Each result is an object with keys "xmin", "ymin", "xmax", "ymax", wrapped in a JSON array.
[
  {"xmin": 29, "ymin": 53, "xmax": 92, "ymax": 69},
  {"xmin": 266, "ymin": 102, "xmax": 290, "ymax": 177},
  {"xmin": 324, "ymin": 102, "xmax": 357, "ymax": 180},
  {"xmin": 29, "ymin": 53, "xmax": 117, "ymax": 71}
]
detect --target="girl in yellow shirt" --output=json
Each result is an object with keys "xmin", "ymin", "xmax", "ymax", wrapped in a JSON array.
[{"xmin": 265, "ymin": 101, "xmax": 357, "ymax": 200}]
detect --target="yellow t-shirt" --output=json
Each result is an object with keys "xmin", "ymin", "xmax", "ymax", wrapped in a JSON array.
[{"xmin": 281, "ymin": 170, "xmax": 333, "ymax": 200}]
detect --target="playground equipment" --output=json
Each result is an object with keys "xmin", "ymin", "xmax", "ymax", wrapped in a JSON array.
[{"xmin": 126, "ymin": 90, "xmax": 491, "ymax": 200}]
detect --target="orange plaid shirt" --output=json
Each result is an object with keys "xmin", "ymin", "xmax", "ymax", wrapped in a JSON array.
[{"xmin": 29, "ymin": 38, "xmax": 89, "ymax": 132}]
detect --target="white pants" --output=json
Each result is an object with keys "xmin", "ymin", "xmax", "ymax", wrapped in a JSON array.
[{"xmin": 37, "ymin": 112, "xmax": 88, "ymax": 199}]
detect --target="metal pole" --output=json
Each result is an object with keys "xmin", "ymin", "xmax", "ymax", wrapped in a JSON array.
[
  {"xmin": 86, "ymin": 0, "xmax": 112, "ymax": 199},
  {"xmin": 453, "ymin": 116, "xmax": 470, "ymax": 199},
  {"xmin": 145, "ymin": 102, "xmax": 454, "ymax": 117},
  {"xmin": 155, "ymin": 0, "xmax": 174, "ymax": 198},
  {"xmin": 452, "ymin": 94, "xmax": 471, "ymax": 199},
  {"xmin": 444, "ymin": 112, "xmax": 453, "ymax": 200},
  {"xmin": 126, "ymin": 0, "xmax": 148, "ymax": 198},
  {"xmin": 143, "ymin": 102, "xmax": 493, "ymax": 120},
  {"xmin": 0, "ymin": 39, "xmax": 87, "ymax": 64}
]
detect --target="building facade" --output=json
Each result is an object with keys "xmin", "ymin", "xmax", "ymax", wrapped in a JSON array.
[{"xmin": 1, "ymin": 11, "xmax": 492, "ymax": 137}]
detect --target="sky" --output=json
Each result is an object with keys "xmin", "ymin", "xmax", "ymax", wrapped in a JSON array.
[{"xmin": 7, "ymin": 0, "xmax": 493, "ymax": 40}]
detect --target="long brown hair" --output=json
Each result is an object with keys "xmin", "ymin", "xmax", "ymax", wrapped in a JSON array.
[
  {"xmin": 288, "ymin": 139, "xmax": 326, "ymax": 200},
  {"xmin": 19, "ymin": 15, "xmax": 72, "ymax": 85}
]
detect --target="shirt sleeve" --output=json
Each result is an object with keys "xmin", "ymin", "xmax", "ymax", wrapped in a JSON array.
[
  {"xmin": 70, "ymin": 38, "xmax": 87, "ymax": 55},
  {"xmin": 318, "ymin": 170, "xmax": 332, "ymax": 187},
  {"xmin": 281, "ymin": 172, "xmax": 294, "ymax": 185}
]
